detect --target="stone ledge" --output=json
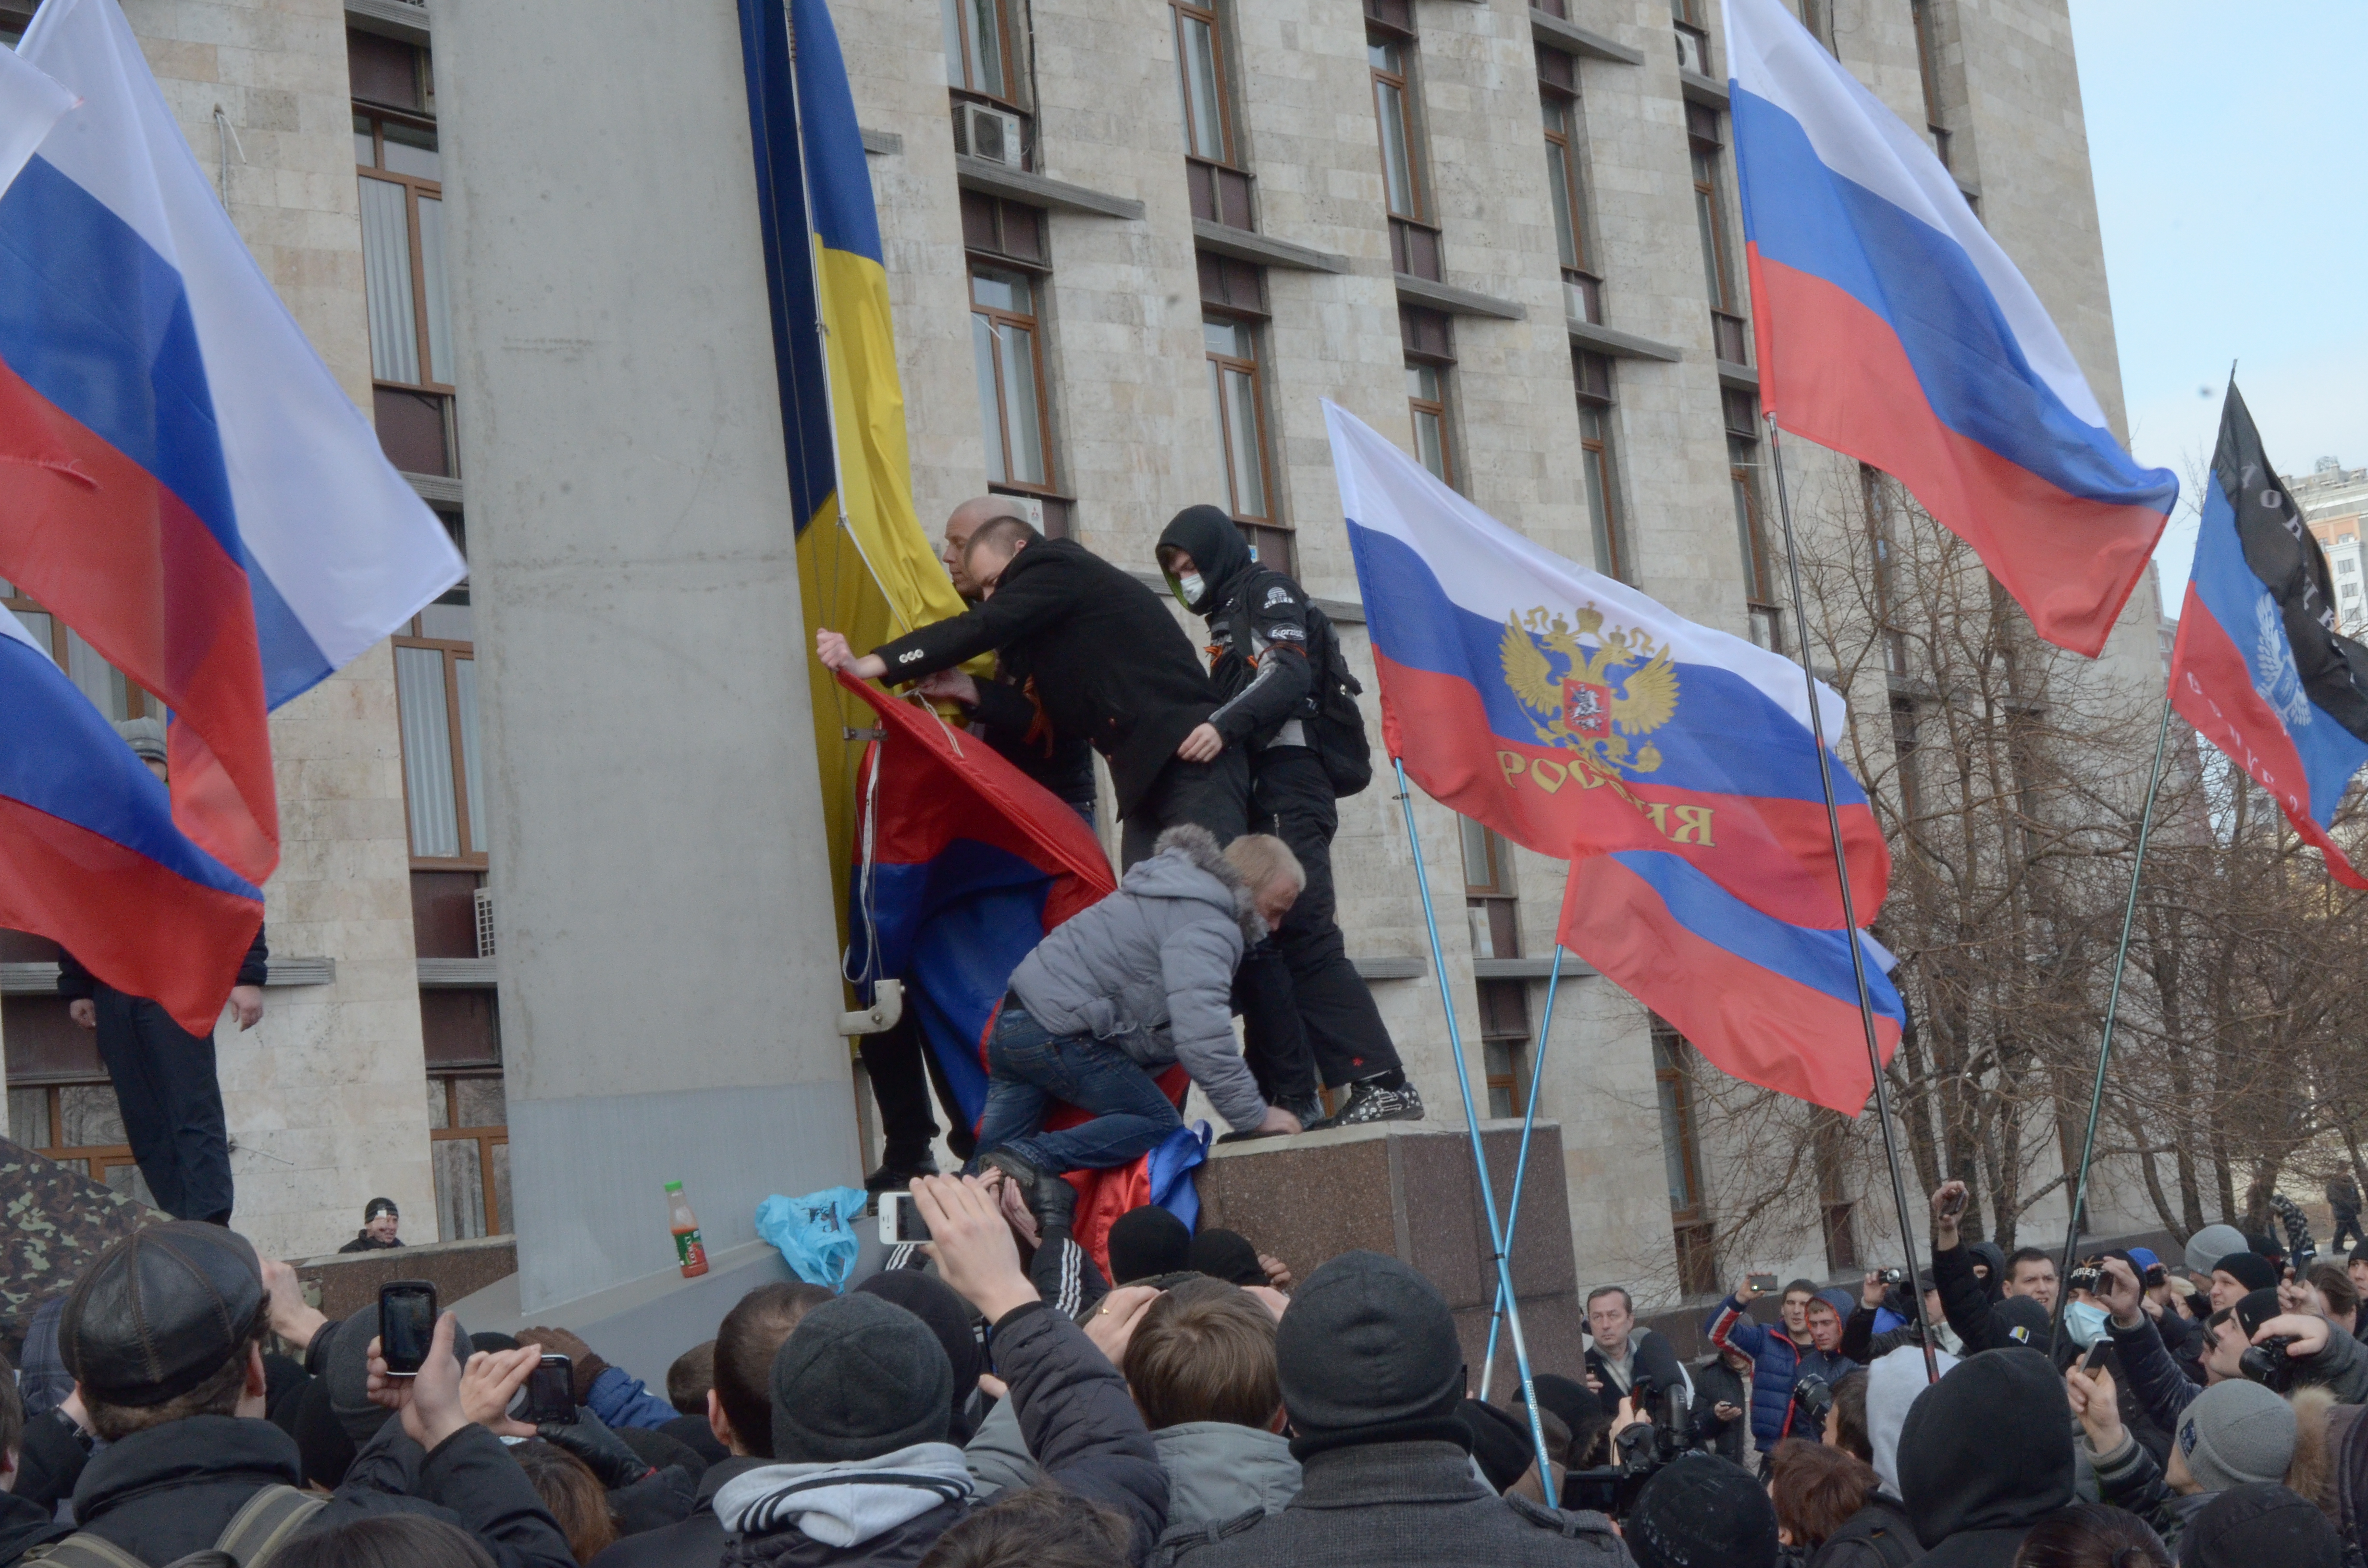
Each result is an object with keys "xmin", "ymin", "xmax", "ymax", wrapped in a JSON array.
[
  {"xmin": 954, "ymin": 157, "xmax": 1143, "ymax": 220},
  {"xmin": 345, "ymin": 0, "xmax": 429, "ymax": 45},
  {"xmin": 1717, "ymin": 359, "xmax": 1761, "ymax": 391},
  {"xmin": 1472, "ymin": 955, "xmax": 1596, "ymax": 980},
  {"xmin": 294, "ymin": 1233, "xmax": 518, "ymax": 1323},
  {"xmin": 1192, "ymin": 218, "xmax": 1350, "ymax": 274},
  {"xmin": 859, "ymin": 127, "xmax": 902, "ymax": 157},
  {"xmin": 1567, "ymin": 316, "xmax": 1684, "ymax": 363},
  {"xmin": 1122, "ymin": 568, "xmax": 1363, "ymax": 624},
  {"xmin": 401, "ymin": 470, "xmax": 463, "ymax": 507},
  {"xmin": 1394, "ymin": 273, "xmax": 1527, "ymax": 321},
  {"xmin": 1681, "ymin": 69, "xmax": 1730, "ymax": 110},
  {"xmin": 1530, "ymin": 12, "xmax": 1645, "ymax": 65},
  {"xmin": 419, "ymin": 956, "xmax": 497, "ymax": 987},
  {"xmin": 0, "ymin": 957, "xmax": 335, "ymax": 995}
]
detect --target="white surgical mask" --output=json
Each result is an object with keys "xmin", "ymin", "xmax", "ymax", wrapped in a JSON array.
[
  {"xmin": 1173, "ymin": 571, "xmax": 1205, "ymax": 609},
  {"xmin": 2065, "ymin": 1299, "xmax": 2109, "ymax": 1347}
]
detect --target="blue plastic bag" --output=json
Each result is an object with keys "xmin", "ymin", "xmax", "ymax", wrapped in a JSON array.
[{"xmin": 755, "ymin": 1185, "xmax": 871, "ymax": 1292}]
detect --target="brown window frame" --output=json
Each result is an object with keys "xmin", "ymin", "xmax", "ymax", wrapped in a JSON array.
[
  {"xmin": 429, "ymin": 1069, "xmax": 509, "ymax": 1238},
  {"xmin": 1574, "ymin": 351, "xmax": 1628, "ymax": 583},
  {"xmin": 1726, "ymin": 388, "xmax": 1781, "ymax": 651},
  {"xmin": 1368, "ymin": 31, "xmax": 1426, "ymax": 224},
  {"xmin": 1541, "ymin": 88, "xmax": 1604, "ymax": 325},
  {"xmin": 8, "ymin": 1080, "xmax": 143, "ymax": 1195},
  {"xmin": 1689, "ymin": 106, "xmax": 1750, "ymax": 366},
  {"xmin": 354, "ymin": 43, "xmax": 455, "ymax": 479},
  {"xmin": 1203, "ymin": 313, "xmax": 1278, "ymax": 529},
  {"xmin": 1815, "ymin": 1115, "xmax": 1860, "ymax": 1272},
  {"xmin": 1461, "ymin": 819, "xmax": 1529, "ymax": 1120},
  {"xmin": 0, "ymin": 582, "xmax": 168, "ymax": 724},
  {"xmin": 1670, "ymin": 0, "xmax": 1711, "ymax": 75},
  {"xmin": 968, "ymin": 264, "xmax": 1059, "ymax": 497},
  {"xmin": 1172, "ymin": 1, "xmax": 1237, "ymax": 166},
  {"xmin": 1653, "ymin": 1022, "xmax": 1718, "ymax": 1294},
  {"xmin": 393, "ymin": 625, "xmax": 486, "ymax": 870},
  {"xmin": 943, "ymin": 0, "xmax": 1024, "ymax": 107}
]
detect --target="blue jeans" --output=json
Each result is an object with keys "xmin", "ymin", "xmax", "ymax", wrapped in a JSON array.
[{"xmin": 972, "ymin": 1004, "xmax": 1182, "ymax": 1174}]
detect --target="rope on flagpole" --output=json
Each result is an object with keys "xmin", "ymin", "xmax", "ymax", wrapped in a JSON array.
[
  {"xmin": 1478, "ymin": 942, "xmax": 1566, "ymax": 1403},
  {"xmin": 1394, "ymin": 759, "xmax": 1559, "ymax": 1504},
  {"xmin": 2047, "ymin": 692, "xmax": 2175, "ymax": 1357},
  {"xmin": 1764, "ymin": 414, "xmax": 1940, "ymax": 1385}
]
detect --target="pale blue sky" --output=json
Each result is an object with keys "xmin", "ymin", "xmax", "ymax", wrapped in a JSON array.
[{"xmin": 2068, "ymin": 1, "xmax": 2368, "ymax": 605}]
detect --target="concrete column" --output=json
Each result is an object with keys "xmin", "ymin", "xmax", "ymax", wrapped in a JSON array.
[{"xmin": 432, "ymin": 0, "xmax": 856, "ymax": 1309}]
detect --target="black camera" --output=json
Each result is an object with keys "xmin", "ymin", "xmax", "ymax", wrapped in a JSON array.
[
  {"xmin": 1789, "ymin": 1372, "xmax": 1835, "ymax": 1433},
  {"xmin": 2240, "ymin": 1336, "xmax": 2297, "ymax": 1393},
  {"xmin": 2066, "ymin": 1257, "xmax": 2105, "ymax": 1297},
  {"xmin": 1876, "ymin": 1266, "xmax": 1906, "ymax": 1287},
  {"xmin": 1564, "ymin": 1375, "xmax": 1694, "ymax": 1517}
]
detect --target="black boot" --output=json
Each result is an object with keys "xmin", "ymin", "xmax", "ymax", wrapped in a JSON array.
[
  {"xmin": 979, "ymin": 1149, "xmax": 1075, "ymax": 1235},
  {"xmin": 864, "ymin": 1148, "xmax": 941, "ymax": 1194}
]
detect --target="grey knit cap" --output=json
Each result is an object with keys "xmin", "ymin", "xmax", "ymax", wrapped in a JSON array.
[
  {"xmin": 114, "ymin": 716, "xmax": 168, "ymax": 763},
  {"xmin": 2176, "ymin": 1379, "xmax": 2297, "ymax": 1493},
  {"xmin": 1274, "ymin": 1250, "xmax": 1464, "ymax": 1436},
  {"xmin": 2184, "ymin": 1224, "xmax": 2250, "ymax": 1277},
  {"xmin": 769, "ymin": 1292, "xmax": 954, "ymax": 1463}
]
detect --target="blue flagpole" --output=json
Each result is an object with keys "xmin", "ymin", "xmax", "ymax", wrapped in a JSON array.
[
  {"xmin": 1394, "ymin": 759, "xmax": 1558, "ymax": 1504},
  {"xmin": 1478, "ymin": 942, "xmax": 1566, "ymax": 1404},
  {"xmin": 1764, "ymin": 414, "xmax": 1938, "ymax": 1384}
]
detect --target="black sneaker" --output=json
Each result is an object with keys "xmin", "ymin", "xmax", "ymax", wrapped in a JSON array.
[
  {"xmin": 863, "ymin": 1152, "xmax": 940, "ymax": 1194},
  {"xmin": 979, "ymin": 1149, "xmax": 1075, "ymax": 1233},
  {"xmin": 1305, "ymin": 1078, "xmax": 1427, "ymax": 1130}
]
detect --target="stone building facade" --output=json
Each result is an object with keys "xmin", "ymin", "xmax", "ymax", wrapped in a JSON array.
[{"xmin": 2, "ymin": 0, "xmax": 2169, "ymax": 1305}]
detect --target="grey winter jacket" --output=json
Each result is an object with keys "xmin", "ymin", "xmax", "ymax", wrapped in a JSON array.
[
  {"xmin": 964, "ymin": 1413, "xmax": 1301, "ymax": 1538},
  {"xmin": 1007, "ymin": 825, "xmax": 1269, "ymax": 1131}
]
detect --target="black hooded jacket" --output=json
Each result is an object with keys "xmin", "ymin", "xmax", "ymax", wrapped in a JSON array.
[
  {"xmin": 1156, "ymin": 506, "xmax": 1316, "ymax": 753},
  {"xmin": 869, "ymin": 538, "xmax": 1220, "ymax": 818},
  {"xmin": 1896, "ymin": 1348, "xmax": 2073, "ymax": 1567}
]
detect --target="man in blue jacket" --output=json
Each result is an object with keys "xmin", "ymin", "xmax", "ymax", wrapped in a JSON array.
[{"xmin": 1704, "ymin": 1274, "xmax": 1857, "ymax": 1461}]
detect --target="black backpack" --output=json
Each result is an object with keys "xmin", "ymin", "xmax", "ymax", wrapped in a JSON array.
[
  {"xmin": 1301, "ymin": 600, "xmax": 1372, "ymax": 798},
  {"xmin": 25, "ymin": 1484, "xmax": 325, "ymax": 1568}
]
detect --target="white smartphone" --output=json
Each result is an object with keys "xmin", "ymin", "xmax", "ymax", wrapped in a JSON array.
[{"xmin": 877, "ymin": 1191, "xmax": 933, "ymax": 1245}]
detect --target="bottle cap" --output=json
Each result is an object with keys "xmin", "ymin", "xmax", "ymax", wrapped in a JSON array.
[{"xmin": 664, "ymin": 1181, "xmax": 683, "ymax": 1192}]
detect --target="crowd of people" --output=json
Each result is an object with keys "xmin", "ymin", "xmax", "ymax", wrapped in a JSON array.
[{"xmin": 9, "ymin": 1168, "xmax": 2368, "ymax": 1568}]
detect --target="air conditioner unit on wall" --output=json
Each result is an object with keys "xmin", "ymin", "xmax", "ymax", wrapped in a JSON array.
[{"xmin": 954, "ymin": 102, "xmax": 1025, "ymax": 168}]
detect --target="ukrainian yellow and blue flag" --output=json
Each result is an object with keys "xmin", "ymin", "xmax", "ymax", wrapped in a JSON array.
[{"xmin": 736, "ymin": 0, "xmax": 970, "ymax": 943}]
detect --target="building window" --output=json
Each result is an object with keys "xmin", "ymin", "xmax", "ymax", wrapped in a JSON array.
[
  {"xmin": 1204, "ymin": 318, "xmax": 1276, "ymax": 528},
  {"xmin": 1863, "ymin": 464, "xmax": 1908, "ymax": 675},
  {"xmin": 352, "ymin": 31, "xmax": 455, "ymax": 479},
  {"xmin": 1670, "ymin": 0, "xmax": 1711, "ymax": 75},
  {"xmin": 1800, "ymin": 0, "xmax": 1837, "ymax": 53},
  {"xmin": 1654, "ymin": 1022, "xmax": 1717, "ymax": 1295},
  {"xmin": 1369, "ymin": 9, "xmax": 1442, "ymax": 282},
  {"xmin": 1689, "ymin": 103, "xmax": 1749, "ymax": 365},
  {"xmin": 1461, "ymin": 819, "xmax": 1530, "ymax": 1120},
  {"xmin": 1890, "ymin": 696, "xmax": 1923, "ymax": 818},
  {"xmin": 1541, "ymin": 91, "xmax": 1602, "ymax": 325},
  {"xmin": 0, "ymin": 577, "xmax": 167, "ymax": 724},
  {"xmin": 4, "ymin": 991, "xmax": 150, "ymax": 1204},
  {"xmin": 1407, "ymin": 364, "xmax": 1453, "ymax": 486},
  {"xmin": 1174, "ymin": 2, "xmax": 1255, "ymax": 228},
  {"xmin": 970, "ymin": 268, "xmax": 1053, "ymax": 491},
  {"xmin": 1815, "ymin": 1116, "xmax": 1859, "ymax": 1272},
  {"xmin": 942, "ymin": 0, "xmax": 1018, "ymax": 101},
  {"xmin": 428, "ymin": 1069, "xmax": 509, "ymax": 1239},
  {"xmin": 1573, "ymin": 352, "xmax": 1628, "ymax": 583},
  {"xmin": 1726, "ymin": 389, "xmax": 1780, "ymax": 650},
  {"xmin": 394, "ymin": 594, "xmax": 485, "ymax": 868},
  {"xmin": 1909, "ymin": 0, "xmax": 1950, "ymax": 169}
]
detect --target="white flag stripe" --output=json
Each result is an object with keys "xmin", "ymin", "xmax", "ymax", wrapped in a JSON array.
[
  {"xmin": 1324, "ymin": 400, "xmax": 1847, "ymax": 748},
  {"xmin": 1723, "ymin": 0, "xmax": 2106, "ymax": 430},
  {"xmin": 0, "ymin": 45, "xmax": 74, "ymax": 207}
]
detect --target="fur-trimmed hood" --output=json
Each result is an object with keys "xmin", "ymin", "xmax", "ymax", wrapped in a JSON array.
[{"xmin": 1142, "ymin": 824, "xmax": 1266, "ymax": 944}]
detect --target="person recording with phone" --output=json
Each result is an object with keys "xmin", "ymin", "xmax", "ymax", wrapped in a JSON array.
[
  {"xmin": 11, "ymin": 1223, "xmax": 574, "ymax": 1568},
  {"xmin": 1704, "ymin": 1274, "xmax": 1856, "ymax": 1460}
]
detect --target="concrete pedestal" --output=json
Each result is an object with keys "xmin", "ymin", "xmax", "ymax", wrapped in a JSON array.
[{"xmin": 1195, "ymin": 1119, "xmax": 1586, "ymax": 1388}]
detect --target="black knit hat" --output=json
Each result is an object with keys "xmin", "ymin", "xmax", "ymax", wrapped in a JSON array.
[
  {"xmin": 769, "ymin": 1293, "xmax": 954, "ymax": 1463},
  {"xmin": 1107, "ymin": 1206, "xmax": 1193, "ymax": 1285},
  {"xmin": 1989, "ymin": 1296, "xmax": 2052, "ymax": 1348},
  {"xmin": 59, "ymin": 1221, "xmax": 269, "ymax": 1407},
  {"xmin": 2215, "ymin": 1251, "xmax": 2281, "ymax": 1294},
  {"xmin": 2181, "ymin": 1483, "xmax": 2342, "ymax": 1568},
  {"xmin": 1458, "ymin": 1399, "xmax": 1538, "ymax": 1492},
  {"xmin": 2233, "ymin": 1286, "xmax": 2286, "ymax": 1338},
  {"xmin": 855, "ymin": 1271, "xmax": 984, "ymax": 1406},
  {"xmin": 1275, "ymin": 1251, "xmax": 1465, "ymax": 1442},
  {"xmin": 1626, "ymin": 1453, "xmax": 1780, "ymax": 1568},
  {"xmin": 1186, "ymin": 1227, "xmax": 1269, "ymax": 1287}
]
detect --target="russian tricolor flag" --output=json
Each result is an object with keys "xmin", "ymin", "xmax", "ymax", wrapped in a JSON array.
[
  {"xmin": 1726, "ymin": 0, "xmax": 2177, "ymax": 658},
  {"xmin": 838, "ymin": 673, "xmax": 1206, "ymax": 1266},
  {"xmin": 0, "ymin": 0, "xmax": 464, "ymax": 886},
  {"xmin": 1327, "ymin": 402, "xmax": 1901, "ymax": 1114},
  {"xmin": 1, "ymin": 607, "xmax": 262, "ymax": 1033}
]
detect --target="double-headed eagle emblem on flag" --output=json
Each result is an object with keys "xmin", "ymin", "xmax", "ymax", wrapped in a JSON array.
[{"xmin": 1499, "ymin": 606, "xmax": 1679, "ymax": 789}]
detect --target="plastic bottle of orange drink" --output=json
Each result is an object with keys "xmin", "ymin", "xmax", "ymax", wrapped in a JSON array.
[{"xmin": 665, "ymin": 1180, "xmax": 709, "ymax": 1277}]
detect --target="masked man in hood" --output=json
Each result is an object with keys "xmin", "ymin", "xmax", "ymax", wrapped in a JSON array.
[{"xmin": 1151, "ymin": 506, "xmax": 1422, "ymax": 1132}]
